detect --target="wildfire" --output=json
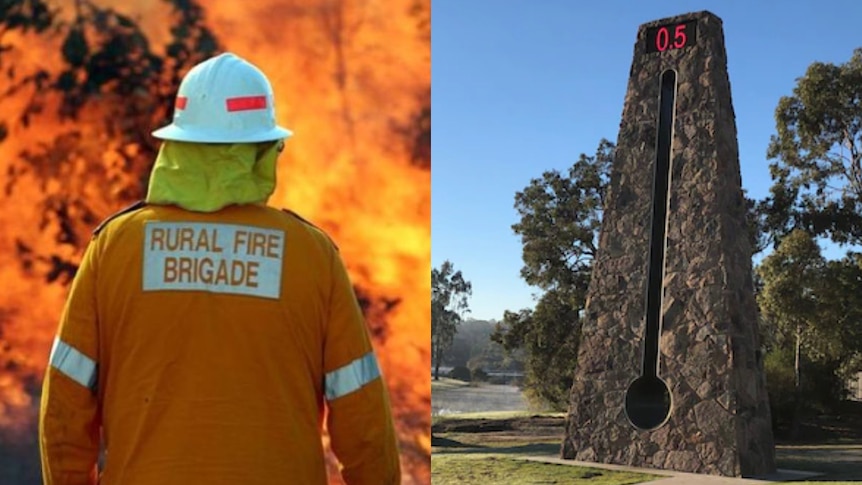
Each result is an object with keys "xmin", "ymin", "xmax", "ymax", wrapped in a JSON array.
[{"xmin": 0, "ymin": 1, "xmax": 430, "ymax": 484}]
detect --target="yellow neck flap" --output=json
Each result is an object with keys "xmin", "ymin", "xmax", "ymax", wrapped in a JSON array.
[{"xmin": 145, "ymin": 140, "xmax": 280, "ymax": 213}]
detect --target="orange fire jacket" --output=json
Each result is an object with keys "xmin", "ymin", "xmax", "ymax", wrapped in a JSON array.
[{"xmin": 39, "ymin": 202, "xmax": 401, "ymax": 485}]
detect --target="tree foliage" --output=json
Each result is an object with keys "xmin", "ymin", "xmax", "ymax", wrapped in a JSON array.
[
  {"xmin": 819, "ymin": 255, "xmax": 862, "ymax": 375},
  {"xmin": 756, "ymin": 229, "xmax": 862, "ymax": 435},
  {"xmin": 494, "ymin": 289, "xmax": 580, "ymax": 409},
  {"xmin": 512, "ymin": 139, "xmax": 613, "ymax": 294},
  {"xmin": 754, "ymin": 48, "xmax": 862, "ymax": 433},
  {"xmin": 431, "ymin": 260, "xmax": 472, "ymax": 380},
  {"xmin": 757, "ymin": 230, "xmax": 824, "ymax": 346},
  {"xmin": 762, "ymin": 48, "xmax": 862, "ymax": 247},
  {"xmin": 493, "ymin": 139, "xmax": 613, "ymax": 409}
]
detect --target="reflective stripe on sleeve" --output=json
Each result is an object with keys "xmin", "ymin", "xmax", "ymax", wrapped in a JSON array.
[
  {"xmin": 49, "ymin": 337, "xmax": 97, "ymax": 391},
  {"xmin": 325, "ymin": 352, "xmax": 381, "ymax": 401}
]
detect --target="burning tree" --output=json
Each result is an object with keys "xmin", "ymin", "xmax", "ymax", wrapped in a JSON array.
[{"xmin": 0, "ymin": 0, "xmax": 430, "ymax": 483}]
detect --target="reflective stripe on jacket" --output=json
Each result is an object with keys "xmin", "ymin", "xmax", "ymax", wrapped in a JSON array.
[{"xmin": 39, "ymin": 203, "xmax": 401, "ymax": 485}]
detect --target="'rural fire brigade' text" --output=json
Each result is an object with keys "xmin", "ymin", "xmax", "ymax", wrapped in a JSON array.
[{"xmin": 143, "ymin": 222, "xmax": 285, "ymax": 299}]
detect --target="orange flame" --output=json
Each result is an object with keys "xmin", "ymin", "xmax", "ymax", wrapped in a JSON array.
[{"xmin": 0, "ymin": 0, "xmax": 429, "ymax": 483}]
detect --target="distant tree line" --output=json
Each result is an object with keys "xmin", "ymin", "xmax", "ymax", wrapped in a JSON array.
[
  {"xmin": 430, "ymin": 270, "xmax": 525, "ymax": 384},
  {"xmin": 437, "ymin": 319, "xmax": 525, "ymax": 383}
]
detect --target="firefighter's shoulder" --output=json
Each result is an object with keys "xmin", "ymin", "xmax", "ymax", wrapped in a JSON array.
[
  {"xmin": 92, "ymin": 200, "xmax": 148, "ymax": 237},
  {"xmin": 280, "ymin": 208, "xmax": 339, "ymax": 251}
]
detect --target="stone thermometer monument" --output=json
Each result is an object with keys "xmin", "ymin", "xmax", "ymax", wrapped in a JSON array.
[{"xmin": 561, "ymin": 11, "xmax": 775, "ymax": 476}]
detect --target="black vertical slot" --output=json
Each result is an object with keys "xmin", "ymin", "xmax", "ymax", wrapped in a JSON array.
[
  {"xmin": 643, "ymin": 69, "xmax": 676, "ymax": 378},
  {"xmin": 624, "ymin": 69, "xmax": 675, "ymax": 431}
]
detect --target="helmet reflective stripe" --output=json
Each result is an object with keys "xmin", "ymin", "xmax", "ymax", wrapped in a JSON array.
[
  {"xmin": 152, "ymin": 52, "xmax": 292, "ymax": 144},
  {"xmin": 175, "ymin": 95, "xmax": 269, "ymax": 113},
  {"xmin": 226, "ymin": 95, "xmax": 268, "ymax": 112}
]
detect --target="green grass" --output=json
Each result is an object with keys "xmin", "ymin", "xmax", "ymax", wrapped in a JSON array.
[{"xmin": 431, "ymin": 454, "xmax": 662, "ymax": 485}]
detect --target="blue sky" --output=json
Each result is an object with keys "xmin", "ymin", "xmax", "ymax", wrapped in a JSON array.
[{"xmin": 432, "ymin": 1, "xmax": 862, "ymax": 321}]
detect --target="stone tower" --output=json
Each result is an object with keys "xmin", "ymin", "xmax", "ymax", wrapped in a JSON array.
[{"xmin": 561, "ymin": 11, "xmax": 775, "ymax": 476}]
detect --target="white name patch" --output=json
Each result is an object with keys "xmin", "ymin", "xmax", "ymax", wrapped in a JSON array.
[{"xmin": 143, "ymin": 222, "xmax": 285, "ymax": 299}]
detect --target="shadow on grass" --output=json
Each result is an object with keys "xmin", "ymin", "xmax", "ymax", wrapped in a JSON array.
[
  {"xmin": 776, "ymin": 448, "xmax": 862, "ymax": 481},
  {"xmin": 431, "ymin": 435, "xmax": 477, "ymax": 448},
  {"xmin": 432, "ymin": 435, "xmax": 559, "ymax": 456},
  {"xmin": 454, "ymin": 442, "xmax": 561, "ymax": 455}
]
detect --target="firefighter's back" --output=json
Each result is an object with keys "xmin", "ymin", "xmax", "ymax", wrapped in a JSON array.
[{"xmin": 94, "ymin": 203, "xmax": 333, "ymax": 485}]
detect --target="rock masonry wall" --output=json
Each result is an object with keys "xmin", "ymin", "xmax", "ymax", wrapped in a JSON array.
[{"xmin": 561, "ymin": 11, "xmax": 775, "ymax": 477}]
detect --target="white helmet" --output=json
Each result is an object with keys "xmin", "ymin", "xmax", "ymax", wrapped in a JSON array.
[{"xmin": 152, "ymin": 52, "xmax": 293, "ymax": 143}]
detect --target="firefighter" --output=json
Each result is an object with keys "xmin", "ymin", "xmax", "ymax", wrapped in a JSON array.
[{"xmin": 39, "ymin": 52, "xmax": 401, "ymax": 485}]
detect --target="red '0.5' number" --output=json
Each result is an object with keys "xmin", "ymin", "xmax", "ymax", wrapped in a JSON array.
[{"xmin": 655, "ymin": 24, "xmax": 688, "ymax": 52}]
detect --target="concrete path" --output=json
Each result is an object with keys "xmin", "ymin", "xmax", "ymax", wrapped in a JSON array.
[{"xmin": 520, "ymin": 455, "xmax": 823, "ymax": 484}]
